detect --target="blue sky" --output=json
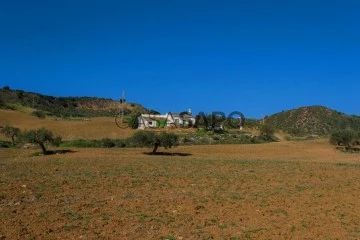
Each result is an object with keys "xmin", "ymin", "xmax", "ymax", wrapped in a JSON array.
[{"xmin": 1, "ymin": 0, "xmax": 359, "ymax": 118}]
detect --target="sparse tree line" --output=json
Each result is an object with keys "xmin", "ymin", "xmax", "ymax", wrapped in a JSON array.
[
  {"xmin": 0, "ymin": 125, "xmax": 61, "ymax": 154},
  {"xmin": 61, "ymin": 131, "xmax": 179, "ymax": 154},
  {"xmin": 8, "ymin": 123, "xmax": 351, "ymax": 156},
  {"xmin": 0, "ymin": 125, "xmax": 179, "ymax": 154},
  {"xmin": 1, "ymin": 122, "xmax": 278, "ymax": 156}
]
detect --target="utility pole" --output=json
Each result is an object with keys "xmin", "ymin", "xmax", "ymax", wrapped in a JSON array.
[{"xmin": 120, "ymin": 90, "xmax": 126, "ymax": 124}]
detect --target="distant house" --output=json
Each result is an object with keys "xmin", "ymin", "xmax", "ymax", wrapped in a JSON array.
[
  {"xmin": 172, "ymin": 113, "xmax": 196, "ymax": 127},
  {"xmin": 138, "ymin": 111, "xmax": 196, "ymax": 129}
]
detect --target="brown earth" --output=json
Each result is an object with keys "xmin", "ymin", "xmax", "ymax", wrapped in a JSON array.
[
  {"xmin": 0, "ymin": 109, "xmax": 135, "ymax": 140},
  {"xmin": 1, "ymin": 139, "xmax": 360, "ymax": 240}
]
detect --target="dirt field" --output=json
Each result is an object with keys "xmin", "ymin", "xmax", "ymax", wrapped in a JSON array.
[{"xmin": 1, "ymin": 139, "xmax": 360, "ymax": 239}]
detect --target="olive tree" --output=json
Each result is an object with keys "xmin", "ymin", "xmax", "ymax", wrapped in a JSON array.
[
  {"xmin": 153, "ymin": 132, "xmax": 179, "ymax": 153},
  {"xmin": 20, "ymin": 128, "xmax": 62, "ymax": 154},
  {"xmin": 0, "ymin": 125, "xmax": 21, "ymax": 145},
  {"xmin": 129, "ymin": 131, "xmax": 179, "ymax": 153},
  {"xmin": 330, "ymin": 130, "xmax": 357, "ymax": 149}
]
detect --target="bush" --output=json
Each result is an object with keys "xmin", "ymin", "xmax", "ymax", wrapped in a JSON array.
[
  {"xmin": 114, "ymin": 139, "xmax": 126, "ymax": 148},
  {"xmin": 259, "ymin": 124, "xmax": 276, "ymax": 141},
  {"xmin": 0, "ymin": 140, "xmax": 10, "ymax": 148},
  {"xmin": 330, "ymin": 130, "xmax": 357, "ymax": 147},
  {"xmin": 101, "ymin": 138, "xmax": 116, "ymax": 148},
  {"xmin": 31, "ymin": 110, "xmax": 46, "ymax": 119},
  {"xmin": 287, "ymin": 127, "xmax": 306, "ymax": 136}
]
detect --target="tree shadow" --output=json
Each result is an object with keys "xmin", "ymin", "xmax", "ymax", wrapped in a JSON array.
[
  {"xmin": 46, "ymin": 149, "xmax": 77, "ymax": 155},
  {"xmin": 31, "ymin": 149, "xmax": 77, "ymax": 156},
  {"xmin": 143, "ymin": 152, "xmax": 192, "ymax": 156}
]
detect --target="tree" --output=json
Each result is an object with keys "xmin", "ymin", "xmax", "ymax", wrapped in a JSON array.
[
  {"xmin": 2, "ymin": 86, "xmax": 10, "ymax": 91},
  {"xmin": 129, "ymin": 131, "xmax": 179, "ymax": 153},
  {"xmin": 130, "ymin": 131, "xmax": 156, "ymax": 147},
  {"xmin": 20, "ymin": 128, "xmax": 62, "ymax": 154},
  {"xmin": 0, "ymin": 125, "xmax": 20, "ymax": 145},
  {"xmin": 330, "ymin": 130, "xmax": 356, "ymax": 149},
  {"xmin": 153, "ymin": 132, "xmax": 179, "ymax": 153}
]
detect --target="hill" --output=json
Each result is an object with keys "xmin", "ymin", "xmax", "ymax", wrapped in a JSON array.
[
  {"xmin": 265, "ymin": 105, "xmax": 360, "ymax": 135},
  {"xmin": 0, "ymin": 86, "xmax": 149, "ymax": 118}
]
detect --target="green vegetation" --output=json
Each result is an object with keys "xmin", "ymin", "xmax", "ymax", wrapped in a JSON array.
[
  {"xmin": 259, "ymin": 124, "xmax": 276, "ymax": 141},
  {"xmin": 128, "ymin": 131, "xmax": 179, "ymax": 153},
  {"xmin": 59, "ymin": 131, "xmax": 265, "ymax": 149},
  {"xmin": 31, "ymin": 110, "xmax": 46, "ymax": 119},
  {"xmin": 181, "ymin": 131, "xmax": 264, "ymax": 145},
  {"xmin": 330, "ymin": 130, "xmax": 360, "ymax": 151},
  {"xmin": 243, "ymin": 118, "xmax": 260, "ymax": 129},
  {"xmin": 60, "ymin": 131, "xmax": 180, "ymax": 151},
  {"xmin": 127, "ymin": 112, "xmax": 140, "ymax": 129},
  {"xmin": 20, "ymin": 128, "xmax": 62, "ymax": 154},
  {"xmin": 0, "ymin": 140, "xmax": 11, "ymax": 148},
  {"xmin": 0, "ymin": 87, "xmax": 149, "ymax": 118},
  {"xmin": 0, "ymin": 125, "xmax": 20, "ymax": 145}
]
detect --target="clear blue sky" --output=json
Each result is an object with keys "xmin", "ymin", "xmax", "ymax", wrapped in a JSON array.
[{"xmin": 1, "ymin": 0, "xmax": 359, "ymax": 118}]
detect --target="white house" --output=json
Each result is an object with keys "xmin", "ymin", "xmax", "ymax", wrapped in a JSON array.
[
  {"xmin": 137, "ymin": 110, "xmax": 196, "ymax": 129},
  {"xmin": 172, "ymin": 113, "xmax": 196, "ymax": 126}
]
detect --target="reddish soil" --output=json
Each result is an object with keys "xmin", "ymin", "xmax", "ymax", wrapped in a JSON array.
[{"xmin": 1, "ymin": 140, "xmax": 360, "ymax": 239}]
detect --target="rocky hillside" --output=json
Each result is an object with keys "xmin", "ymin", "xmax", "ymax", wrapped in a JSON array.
[
  {"xmin": 265, "ymin": 106, "xmax": 360, "ymax": 135},
  {"xmin": 0, "ymin": 86, "xmax": 149, "ymax": 118}
]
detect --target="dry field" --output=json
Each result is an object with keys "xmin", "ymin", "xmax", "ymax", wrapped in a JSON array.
[
  {"xmin": 0, "ymin": 109, "xmax": 135, "ymax": 140},
  {"xmin": 1, "ymin": 138, "xmax": 360, "ymax": 240}
]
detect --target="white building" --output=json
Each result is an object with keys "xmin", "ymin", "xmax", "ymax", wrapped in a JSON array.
[{"xmin": 137, "ymin": 111, "xmax": 196, "ymax": 129}]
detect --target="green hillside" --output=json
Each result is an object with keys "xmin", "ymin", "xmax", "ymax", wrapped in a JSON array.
[
  {"xmin": 0, "ymin": 86, "xmax": 149, "ymax": 118},
  {"xmin": 265, "ymin": 106, "xmax": 360, "ymax": 136}
]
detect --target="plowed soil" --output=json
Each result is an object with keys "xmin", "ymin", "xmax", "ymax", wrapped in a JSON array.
[{"xmin": 1, "ymin": 140, "xmax": 360, "ymax": 239}]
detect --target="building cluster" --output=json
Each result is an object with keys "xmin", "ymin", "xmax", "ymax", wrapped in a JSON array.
[{"xmin": 137, "ymin": 110, "xmax": 196, "ymax": 129}]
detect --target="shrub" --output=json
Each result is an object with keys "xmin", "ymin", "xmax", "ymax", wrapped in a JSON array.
[
  {"xmin": 0, "ymin": 140, "xmax": 10, "ymax": 148},
  {"xmin": 259, "ymin": 124, "xmax": 276, "ymax": 141},
  {"xmin": 101, "ymin": 138, "xmax": 115, "ymax": 148},
  {"xmin": 287, "ymin": 127, "xmax": 306, "ymax": 136},
  {"xmin": 114, "ymin": 139, "xmax": 126, "ymax": 148},
  {"xmin": 213, "ymin": 135, "xmax": 220, "ymax": 140},
  {"xmin": 0, "ymin": 100, "xmax": 4, "ymax": 108},
  {"xmin": 330, "ymin": 130, "xmax": 357, "ymax": 147},
  {"xmin": 31, "ymin": 110, "xmax": 46, "ymax": 119}
]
